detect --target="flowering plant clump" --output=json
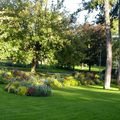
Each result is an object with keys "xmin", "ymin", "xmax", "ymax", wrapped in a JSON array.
[
  {"xmin": 27, "ymin": 87, "xmax": 36, "ymax": 96},
  {"xmin": 5, "ymin": 81, "xmax": 52, "ymax": 97}
]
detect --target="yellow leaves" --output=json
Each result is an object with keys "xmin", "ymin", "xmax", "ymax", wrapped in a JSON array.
[
  {"xmin": 57, "ymin": 15, "xmax": 62, "ymax": 21},
  {"xmin": 0, "ymin": 11, "xmax": 5, "ymax": 14},
  {"xmin": 19, "ymin": 8, "xmax": 30, "ymax": 17},
  {"xmin": 48, "ymin": 28, "xmax": 52, "ymax": 33},
  {"xmin": 0, "ymin": 33, "xmax": 8, "ymax": 39},
  {"xmin": 0, "ymin": 15, "xmax": 13, "ymax": 21},
  {"xmin": 111, "ymin": 19, "xmax": 118, "ymax": 34}
]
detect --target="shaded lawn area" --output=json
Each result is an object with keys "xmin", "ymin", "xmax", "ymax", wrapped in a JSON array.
[
  {"xmin": 0, "ymin": 63, "xmax": 105, "ymax": 73},
  {"xmin": 0, "ymin": 66, "xmax": 68, "ymax": 73},
  {"xmin": 0, "ymin": 85, "xmax": 120, "ymax": 120}
]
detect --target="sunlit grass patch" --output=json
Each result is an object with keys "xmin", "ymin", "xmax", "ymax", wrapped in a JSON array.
[{"xmin": 0, "ymin": 85, "xmax": 120, "ymax": 120}]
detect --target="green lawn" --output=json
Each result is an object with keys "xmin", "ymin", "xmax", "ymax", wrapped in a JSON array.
[
  {"xmin": 0, "ymin": 63, "xmax": 105, "ymax": 73},
  {"xmin": 0, "ymin": 85, "xmax": 120, "ymax": 120},
  {"xmin": 0, "ymin": 65, "xmax": 70, "ymax": 73},
  {"xmin": 75, "ymin": 66, "xmax": 105, "ymax": 72}
]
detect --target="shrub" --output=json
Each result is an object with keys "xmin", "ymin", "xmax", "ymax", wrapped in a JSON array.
[
  {"xmin": 0, "ymin": 71, "xmax": 13, "ymax": 84},
  {"xmin": 94, "ymin": 79, "xmax": 101, "ymax": 85},
  {"xmin": 5, "ymin": 83, "xmax": 12, "ymax": 91},
  {"xmin": 17, "ymin": 86, "xmax": 28, "ymax": 95},
  {"xmin": 50, "ymin": 79, "xmax": 63, "ymax": 88},
  {"xmin": 5, "ymin": 81, "xmax": 52, "ymax": 97},
  {"xmin": 27, "ymin": 87, "xmax": 36, "ymax": 96},
  {"xmin": 7, "ymin": 84, "xmax": 17, "ymax": 93},
  {"xmin": 5, "ymin": 81, "xmax": 20, "ymax": 93},
  {"xmin": 20, "ymin": 81, "xmax": 33, "ymax": 88},
  {"xmin": 63, "ymin": 76, "xmax": 79, "ymax": 87},
  {"xmin": 12, "ymin": 70, "xmax": 30, "ymax": 80},
  {"xmin": 73, "ymin": 72, "xmax": 102, "ymax": 85},
  {"xmin": 2, "ymin": 72, "xmax": 12, "ymax": 80},
  {"xmin": 95, "ymin": 74, "xmax": 100, "ymax": 79},
  {"xmin": 53, "ymin": 73, "xmax": 61, "ymax": 79},
  {"xmin": 34, "ymin": 85, "xmax": 52, "ymax": 96},
  {"xmin": 12, "ymin": 81, "xmax": 20, "ymax": 88},
  {"xmin": 94, "ymin": 74, "xmax": 102, "ymax": 85},
  {"xmin": 0, "ymin": 75, "xmax": 7, "ymax": 84}
]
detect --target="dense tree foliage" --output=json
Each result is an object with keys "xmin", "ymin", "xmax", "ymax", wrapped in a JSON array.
[
  {"xmin": 0, "ymin": 0, "xmax": 119, "ymax": 89},
  {"xmin": 55, "ymin": 23, "xmax": 106, "ymax": 70},
  {"xmin": 0, "ymin": 0, "xmax": 70, "ymax": 72}
]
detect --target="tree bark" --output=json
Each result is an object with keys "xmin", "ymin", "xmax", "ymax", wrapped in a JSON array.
[
  {"xmin": 117, "ymin": 0, "xmax": 120, "ymax": 87},
  {"xmin": 88, "ymin": 64, "xmax": 91, "ymax": 72},
  {"xmin": 31, "ymin": 54, "xmax": 38, "ymax": 73},
  {"xmin": 103, "ymin": 0, "xmax": 112, "ymax": 89},
  {"xmin": 31, "ymin": 58, "xmax": 37, "ymax": 73}
]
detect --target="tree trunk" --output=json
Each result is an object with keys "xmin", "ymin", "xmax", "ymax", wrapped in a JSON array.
[
  {"xmin": 72, "ymin": 65, "xmax": 75, "ymax": 70},
  {"xmin": 88, "ymin": 64, "xmax": 91, "ymax": 72},
  {"xmin": 103, "ymin": 0, "xmax": 112, "ymax": 89},
  {"xmin": 31, "ymin": 58, "xmax": 36, "ymax": 73},
  {"xmin": 31, "ymin": 55, "xmax": 38, "ymax": 73},
  {"xmin": 117, "ymin": 0, "xmax": 120, "ymax": 87},
  {"xmin": 118, "ymin": 63, "xmax": 120, "ymax": 85}
]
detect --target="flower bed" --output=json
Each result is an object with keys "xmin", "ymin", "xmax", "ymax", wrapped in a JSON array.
[{"xmin": 5, "ymin": 81, "xmax": 52, "ymax": 97}]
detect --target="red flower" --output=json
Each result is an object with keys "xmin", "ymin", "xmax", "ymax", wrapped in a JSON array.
[{"xmin": 27, "ymin": 87, "xmax": 36, "ymax": 96}]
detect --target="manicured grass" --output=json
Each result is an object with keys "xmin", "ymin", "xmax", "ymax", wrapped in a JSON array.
[
  {"xmin": 75, "ymin": 66, "xmax": 105, "ymax": 72},
  {"xmin": 0, "ymin": 63, "xmax": 105, "ymax": 73},
  {"xmin": 0, "ymin": 65, "xmax": 70, "ymax": 73},
  {"xmin": 0, "ymin": 85, "xmax": 120, "ymax": 120}
]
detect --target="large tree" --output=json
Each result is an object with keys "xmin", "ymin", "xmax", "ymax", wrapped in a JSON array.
[
  {"xmin": 0, "ymin": 0, "xmax": 68, "ymax": 72},
  {"xmin": 81, "ymin": 0, "xmax": 116, "ymax": 89},
  {"xmin": 117, "ymin": 0, "xmax": 120, "ymax": 85},
  {"xmin": 55, "ymin": 25, "xmax": 86, "ymax": 70},
  {"xmin": 55, "ymin": 23, "xmax": 106, "ymax": 70},
  {"xmin": 104, "ymin": 0, "xmax": 112, "ymax": 89},
  {"xmin": 81, "ymin": 23, "xmax": 106, "ymax": 71}
]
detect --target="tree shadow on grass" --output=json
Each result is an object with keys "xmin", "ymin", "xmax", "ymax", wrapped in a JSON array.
[
  {"xmin": 53, "ymin": 85, "xmax": 120, "ymax": 103},
  {"xmin": 1, "ymin": 85, "xmax": 120, "ymax": 120}
]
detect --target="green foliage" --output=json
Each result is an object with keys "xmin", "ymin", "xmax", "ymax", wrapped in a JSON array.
[
  {"xmin": 74, "ymin": 72, "xmax": 102, "ymax": 85},
  {"xmin": 0, "ymin": 0, "xmax": 110, "ymax": 73},
  {"xmin": 34, "ymin": 85, "xmax": 52, "ymax": 96},
  {"xmin": 5, "ymin": 81, "xmax": 52, "ymax": 97},
  {"xmin": 5, "ymin": 81, "xmax": 20, "ymax": 93},
  {"xmin": 7, "ymin": 83, "xmax": 17, "ymax": 93},
  {"xmin": 55, "ymin": 23, "xmax": 106, "ymax": 69},
  {"xmin": 0, "ymin": 0, "xmax": 70, "ymax": 72},
  {"xmin": 50, "ymin": 79, "xmax": 63, "ymax": 89},
  {"xmin": 63, "ymin": 76, "xmax": 79, "ymax": 87},
  {"xmin": 0, "ymin": 71, "xmax": 13, "ymax": 84},
  {"xmin": 112, "ymin": 38, "xmax": 119, "ymax": 67},
  {"xmin": 81, "ymin": 24, "xmax": 106, "ymax": 68},
  {"xmin": 17, "ymin": 86, "xmax": 28, "ymax": 96},
  {"xmin": 55, "ymin": 26, "xmax": 86, "ymax": 69},
  {"xmin": 0, "ymin": 75, "xmax": 7, "ymax": 84}
]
